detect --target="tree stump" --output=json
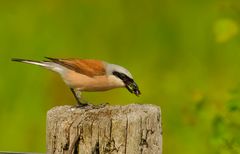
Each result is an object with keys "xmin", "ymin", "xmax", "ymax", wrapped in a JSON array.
[{"xmin": 46, "ymin": 104, "xmax": 162, "ymax": 154}]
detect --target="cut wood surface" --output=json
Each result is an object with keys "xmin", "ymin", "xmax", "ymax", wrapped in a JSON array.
[{"xmin": 46, "ymin": 104, "xmax": 162, "ymax": 154}]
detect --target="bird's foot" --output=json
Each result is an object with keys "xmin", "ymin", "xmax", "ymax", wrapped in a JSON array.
[
  {"xmin": 70, "ymin": 103, "xmax": 88, "ymax": 111},
  {"xmin": 75, "ymin": 103, "xmax": 89, "ymax": 108},
  {"xmin": 73, "ymin": 102, "xmax": 109, "ymax": 110},
  {"xmin": 91, "ymin": 102, "xmax": 109, "ymax": 109}
]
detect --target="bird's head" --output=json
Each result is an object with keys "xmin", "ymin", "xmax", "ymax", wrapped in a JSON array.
[{"xmin": 106, "ymin": 63, "xmax": 141, "ymax": 96}]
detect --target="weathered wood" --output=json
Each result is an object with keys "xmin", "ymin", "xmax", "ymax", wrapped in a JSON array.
[{"xmin": 46, "ymin": 104, "xmax": 162, "ymax": 154}]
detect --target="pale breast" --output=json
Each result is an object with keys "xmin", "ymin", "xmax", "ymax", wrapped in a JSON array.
[{"xmin": 62, "ymin": 70, "xmax": 125, "ymax": 91}]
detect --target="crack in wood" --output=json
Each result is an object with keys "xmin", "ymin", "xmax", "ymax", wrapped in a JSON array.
[
  {"xmin": 52, "ymin": 135, "xmax": 57, "ymax": 153},
  {"xmin": 52, "ymin": 122, "xmax": 58, "ymax": 153},
  {"xmin": 102, "ymin": 118, "xmax": 120, "ymax": 153},
  {"xmin": 140, "ymin": 138, "xmax": 148, "ymax": 147},
  {"xmin": 70, "ymin": 111, "xmax": 90, "ymax": 154},
  {"xmin": 63, "ymin": 142, "xmax": 69, "ymax": 150},
  {"xmin": 124, "ymin": 115, "xmax": 128, "ymax": 154},
  {"xmin": 90, "ymin": 119, "xmax": 95, "ymax": 142},
  {"xmin": 104, "ymin": 139, "xmax": 119, "ymax": 153},
  {"xmin": 140, "ymin": 117, "xmax": 144, "ymax": 154},
  {"xmin": 73, "ymin": 137, "xmax": 80, "ymax": 154},
  {"xmin": 92, "ymin": 142, "xmax": 100, "ymax": 154},
  {"xmin": 140, "ymin": 116, "xmax": 149, "ymax": 153},
  {"xmin": 65, "ymin": 119, "xmax": 76, "ymax": 151},
  {"xmin": 109, "ymin": 118, "xmax": 112, "ymax": 139},
  {"xmin": 68, "ymin": 134, "xmax": 80, "ymax": 154},
  {"xmin": 79, "ymin": 125, "xmax": 84, "ymax": 143},
  {"xmin": 147, "ymin": 129, "xmax": 154, "ymax": 135}
]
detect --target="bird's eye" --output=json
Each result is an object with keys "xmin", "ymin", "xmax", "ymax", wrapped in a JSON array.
[
  {"xmin": 113, "ymin": 71, "xmax": 126, "ymax": 80},
  {"xmin": 112, "ymin": 71, "xmax": 122, "ymax": 78},
  {"xmin": 113, "ymin": 71, "xmax": 133, "ymax": 83}
]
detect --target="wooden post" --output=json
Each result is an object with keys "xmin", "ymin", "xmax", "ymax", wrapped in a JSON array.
[{"xmin": 46, "ymin": 104, "xmax": 162, "ymax": 154}]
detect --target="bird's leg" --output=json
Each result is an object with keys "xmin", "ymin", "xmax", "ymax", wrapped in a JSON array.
[
  {"xmin": 70, "ymin": 88, "xmax": 88, "ymax": 107},
  {"xmin": 70, "ymin": 88, "xmax": 108, "ymax": 109}
]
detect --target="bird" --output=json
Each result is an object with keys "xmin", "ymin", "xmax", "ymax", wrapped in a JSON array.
[{"xmin": 12, "ymin": 57, "xmax": 141, "ymax": 108}]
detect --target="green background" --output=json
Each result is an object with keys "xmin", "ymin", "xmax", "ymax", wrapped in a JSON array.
[{"xmin": 1, "ymin": 0, "xmax": 240, "ymax": 153}]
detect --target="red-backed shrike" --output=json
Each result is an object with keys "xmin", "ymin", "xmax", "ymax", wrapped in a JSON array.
[{"xmin": 12, "ymin": 57, "xmax": 141, "ymax": 107}]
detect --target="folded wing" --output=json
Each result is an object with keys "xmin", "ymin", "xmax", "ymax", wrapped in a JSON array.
[{"xmin": 44, "ymin": 57, "xmax": 106, "ymax": 77}]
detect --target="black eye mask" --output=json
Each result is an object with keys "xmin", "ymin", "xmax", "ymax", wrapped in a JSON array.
[{"xmin": 113, "ymin": 71, "xmax": 141, "ymax": 96}]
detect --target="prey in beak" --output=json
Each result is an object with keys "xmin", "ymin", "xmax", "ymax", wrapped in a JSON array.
[
  {"xmin": 125, "ymin": 81, "xmax": 141, "ymax": 96},
  {"xmin": 113, "ymin": 71, "xmax": 141, "ymax": 96}
]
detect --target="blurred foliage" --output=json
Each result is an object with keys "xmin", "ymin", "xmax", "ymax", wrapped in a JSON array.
[{"xmin": 1, "ymin": 0, "xmax": 240, "ymax": 153}]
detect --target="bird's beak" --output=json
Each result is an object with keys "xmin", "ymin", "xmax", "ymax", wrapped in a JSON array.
[
  {"xmin": 126, "ymin": 81, "xmax": 141, "ymax": 96},
  {"xmin": 112, "ymin": 71, "xmax": 141, "ymax": 96}
]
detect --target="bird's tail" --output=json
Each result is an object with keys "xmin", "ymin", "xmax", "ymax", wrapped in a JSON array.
[
  {"xmin": 11, "ymin": 58, "xmax": 49, "ymax": 67},
  {"xmin": 11, "ymin": 58, "xmax": 66, "ymax": 75}
]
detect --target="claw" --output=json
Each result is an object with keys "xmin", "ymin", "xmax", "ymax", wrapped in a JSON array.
[{"xmin": 72, "ymin": 102, "xmax": 109, "ymax": 110}]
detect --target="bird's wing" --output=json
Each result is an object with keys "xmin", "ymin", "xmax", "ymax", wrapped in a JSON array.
[{"xmin": 45, "ymin": 57, "xmax": 106, "ymax": 77}]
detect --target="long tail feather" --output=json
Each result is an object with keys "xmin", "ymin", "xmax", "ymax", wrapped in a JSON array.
[
  {"xmin": 12, "ymin": 58, "xmax": 66, "ymax": 74},
  {"xmin": 11, "ymin": 58, "xmax": 48, "ymax": 67}
]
